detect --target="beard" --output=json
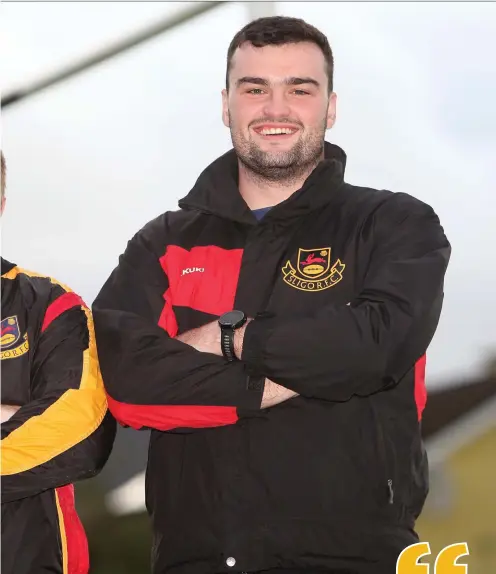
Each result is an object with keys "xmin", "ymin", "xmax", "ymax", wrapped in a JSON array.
[{"xmin": 229, "ymin": 113, "xmax": 327, "ymax": 184}]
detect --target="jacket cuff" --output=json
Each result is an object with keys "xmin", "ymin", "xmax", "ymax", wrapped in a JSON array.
[
  {"xmin": 236, "ymin": 374, "xmax": 265, "ymax": 419},
  {"xmin": 241, "ymin": 314, "xmax": 271, "ymax": 375}
]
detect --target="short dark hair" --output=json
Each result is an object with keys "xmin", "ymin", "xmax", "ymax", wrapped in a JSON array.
[
  {"xmin": 1, "ymin": 151, "xmax": 6, "ymax": 198},
  {"xmin": 226, "ymin": 16, "xmax": 334, "ymax": 93}
]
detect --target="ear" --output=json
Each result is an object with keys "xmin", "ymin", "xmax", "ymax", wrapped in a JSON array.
[
  {"xmin": 326, "ymin": 92, "xmax": 337, "ymax": 129},
  {"xmin": 1, "ymin": 195, "xmax": 6, "ymax": 217},
  {"xmin": 222, "ymin": 89, "xmax": 230, "ymax": 128}
]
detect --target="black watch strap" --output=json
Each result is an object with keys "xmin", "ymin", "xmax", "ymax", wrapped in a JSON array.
[
  {"xmin": 218, "ymin": 310, "xmax": 246, "ymax": 362},
  {"xmin": 221, "ymin": 327, "xmax": 236, "ymax": 362}
]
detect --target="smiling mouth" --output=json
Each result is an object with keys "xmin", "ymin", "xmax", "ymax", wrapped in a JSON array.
[{"xmin": 252, "ymin": 126, "xmax": 299, "ymax": 139}]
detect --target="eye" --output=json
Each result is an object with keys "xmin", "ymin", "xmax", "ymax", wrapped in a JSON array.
[
  {"xmin": 292, "ymin": 89, "xmax": 310, "ymax": 96},
  {"xmin": 247, "ymin": 88, "xmax": 265, "ymax": 95}
]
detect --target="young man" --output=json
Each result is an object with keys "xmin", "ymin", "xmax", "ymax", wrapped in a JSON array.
[
  {"xmin": 1, "ymin": 150, "xmax": 116, "ymax": 574},
  {"xmin": 93, "ymin": 17, "xmax": 451, "ymax": 574}
]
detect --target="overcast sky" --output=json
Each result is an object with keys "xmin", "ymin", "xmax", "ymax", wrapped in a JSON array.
[{"xmin": 1, "ymin": 1, "xmax": 495, "ymax": 388}]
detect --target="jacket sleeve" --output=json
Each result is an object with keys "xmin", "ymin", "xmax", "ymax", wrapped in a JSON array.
[
  {"xmin": 1, "ymin": 293, "xmax": 116, "ymax": 503},
  {"xmin": 91, "ymin": 220, "xmax": 265, "ymax": 433},
  {"xmin": 241, "ymin": 194, "xmax": 451, "ymax": 401}
]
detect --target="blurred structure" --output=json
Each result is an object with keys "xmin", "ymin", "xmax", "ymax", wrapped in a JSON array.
[
  {"xmin": 417, "ymin": 360, "xmax": 496, "ymax": 573},
  {"xmin": 2, "ymin": 2, "xmax": 224, "ymax": 107}
]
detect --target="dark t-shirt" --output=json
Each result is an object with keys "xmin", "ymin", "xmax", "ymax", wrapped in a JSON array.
[{"xmin": 252, "ymin": 207, "xmax": 273, "ymax": 220}]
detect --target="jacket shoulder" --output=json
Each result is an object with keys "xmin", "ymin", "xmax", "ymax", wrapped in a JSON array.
[
  {"xmin": 2, "ymin": 266, "xmax": 88, "ymax": 333},
  {"xmin": 342, "ymin": 184, "xmax": 439, "ymax": 222},
  {"xmin": 131, "ymin": 208, "xmax": 202, "ymax": 256},
  {"xmin": 3, "ymin": 266, "xmax": 77, "ymax": 300}
]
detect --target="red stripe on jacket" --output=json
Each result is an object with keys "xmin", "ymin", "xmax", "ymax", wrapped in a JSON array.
[
  {"xmin": 42, "ymin": 292, "xmax": 86, "ymax": 332},
  {"xmin": 158, "ymin": 288, "xmax": 178, "ymax": 337},
  {"xmin": 414, "ymin": 354, "xmax": 427, "ymax": 421},
  {"xmin": 56, "ymin": 484, "xmax": 90, "ymax": 574},
  {"xmin": 106, "ymin": 394, "xmax": 238, "ymax": 431}
]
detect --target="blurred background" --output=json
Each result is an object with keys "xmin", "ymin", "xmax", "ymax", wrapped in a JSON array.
[{"xmin": 1, "ymin": 1, "xmax": 495, "ymax": 572}]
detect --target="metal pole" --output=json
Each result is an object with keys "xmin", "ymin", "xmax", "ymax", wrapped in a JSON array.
[{"xmin": 2, "ymin": 1, "xmax": 225, "ymax": 108}]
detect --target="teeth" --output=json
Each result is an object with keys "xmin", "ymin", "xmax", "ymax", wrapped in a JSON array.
[{"xmin": 260, "ymin": 127, "xmax": 295, "ymax": 135}]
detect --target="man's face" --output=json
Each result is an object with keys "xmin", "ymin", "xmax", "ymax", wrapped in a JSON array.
[{"xmin": 222, "ymin": 41, "xmax": 336, "ymax": 181}]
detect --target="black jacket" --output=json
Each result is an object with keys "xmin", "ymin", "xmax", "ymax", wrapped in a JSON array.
[
  {"xmin": 1, "ymin": 258, "xmax": 116, "ymax": 574},
  {"xmin": 93, "ymin": 143, "xmax": 451, "ymax": 574}
]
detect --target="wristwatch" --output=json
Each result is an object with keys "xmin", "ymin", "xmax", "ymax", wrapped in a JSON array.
[{"xmin": 218, "ymin": 310, "xmax": 247, "ymax": 362}]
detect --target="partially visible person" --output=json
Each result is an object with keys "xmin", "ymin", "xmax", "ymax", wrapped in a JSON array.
[{"xmin": 1, "ymin": 150, "xmax": 116, "ymax": 574}]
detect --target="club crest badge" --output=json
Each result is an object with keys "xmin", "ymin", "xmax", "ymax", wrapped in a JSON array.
[
  {"xmin": 1, "ymin": 316, "xmax": 29, "ymax": 360},
  {"xmin": 1, "ymin": 316, "xmax": 21, "ymax": 348},
  {"xmin": 282, "ymin": 247, "xmax": 345, "ymax": 292}
]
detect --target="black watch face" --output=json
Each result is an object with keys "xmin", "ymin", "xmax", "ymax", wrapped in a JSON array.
[{"xmin": 219, "ymin": 310, "xmax": 246, "ymax": 328}]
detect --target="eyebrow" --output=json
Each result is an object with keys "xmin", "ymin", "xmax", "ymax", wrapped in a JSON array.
[
  {"xmin": 286, "ymin": 77, "xmax": 320, "ymax": 88},
  {"xmin": 236, "ymin": 76, "xmax": 320, "ymax": 88}
]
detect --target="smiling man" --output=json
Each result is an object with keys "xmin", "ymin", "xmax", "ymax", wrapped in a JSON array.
[
  {"xmin": 93, "ymin": 16, "xmax": 451, "ymax": 574},
  {"xmin": 225, "ymin": 38, "xmax": 336, "ymax": 211}
]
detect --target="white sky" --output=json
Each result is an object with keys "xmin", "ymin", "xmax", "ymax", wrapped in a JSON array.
[{"xmin": 1, "ymin": 1, "xmax": 495, "ymax": 388}]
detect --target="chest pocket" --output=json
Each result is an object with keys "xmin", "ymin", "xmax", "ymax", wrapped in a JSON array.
[{"xmin": 160, "ymin": 245, "xmax": 244, "ymax": 322}]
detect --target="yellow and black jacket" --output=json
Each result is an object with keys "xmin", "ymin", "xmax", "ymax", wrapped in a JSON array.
[{"xmin": 1, "ymin": 258, "xmax": 116, "ymax": 574}]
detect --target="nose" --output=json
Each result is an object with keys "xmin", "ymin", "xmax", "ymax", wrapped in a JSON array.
[{"xmin": 262, "ymin": 89, "xmax": 291, "ymax": 119}]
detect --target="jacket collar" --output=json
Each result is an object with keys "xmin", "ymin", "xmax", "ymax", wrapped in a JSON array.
[
  {"xmin": 1, "ymin": 258, "xmax": 16, "ymax": 276},
  {"xmin": 179, "ymin": 141, "xmax": 347, "ymax": 225}
]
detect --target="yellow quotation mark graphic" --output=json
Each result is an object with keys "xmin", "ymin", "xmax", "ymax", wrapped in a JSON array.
[{"xmin": 397, "ymin": 542, "xmax": 469, "ymax": 573}]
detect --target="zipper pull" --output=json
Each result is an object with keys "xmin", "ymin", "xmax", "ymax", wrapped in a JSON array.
[{"xmin": 387, "ymin": 479, "xmax": 394, "ymax": 504}]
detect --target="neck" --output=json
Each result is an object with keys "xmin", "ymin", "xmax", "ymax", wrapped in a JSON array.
[{"xmin": 238, "ymin": 160, "xmax": 320, "ymax": 210}]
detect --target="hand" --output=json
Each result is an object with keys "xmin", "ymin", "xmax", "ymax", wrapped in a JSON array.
[
  {"xmin": 261, "ymin": 380, "xmax": 299, "ymax": 409},
  {"xmin": 1, "ymin": 404, "xmax": 21, "ymax": 424},
  {"xmin": 176, "ymin": 321, "xmax": 222, "ymax": 356}
]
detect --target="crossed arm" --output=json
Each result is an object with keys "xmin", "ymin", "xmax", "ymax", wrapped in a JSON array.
[
  {"xmin": 1, "ymin": 303, "xmax": 115, "ymax": 502},
  {"xmin": 176, "ymin": 319, "xmax": 298, "ymax": 409},
  {"xmin": 93, "ymin": 195, "xmax": 450, "ymax": 432}
]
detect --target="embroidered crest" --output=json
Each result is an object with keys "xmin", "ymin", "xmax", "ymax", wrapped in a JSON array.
[
  {"xmin": 1, "ymin": 316, "xmax": 29, "ymax": 360},
  {"xmin": 282, "ymin": 248, "xmax": 345, "ymax": 292},
  {"xmin": 1, "ymin": 316, "xmax": 21, "ymax": 349}
]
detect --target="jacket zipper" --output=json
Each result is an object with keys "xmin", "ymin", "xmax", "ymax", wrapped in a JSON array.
[
  {"xmin": 370, "ymin": 400, "xmax": 395, "ymax": 505},
  {"xmin": 387, "ymin": 478, "xmax": 394, "ymax": 505}
]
